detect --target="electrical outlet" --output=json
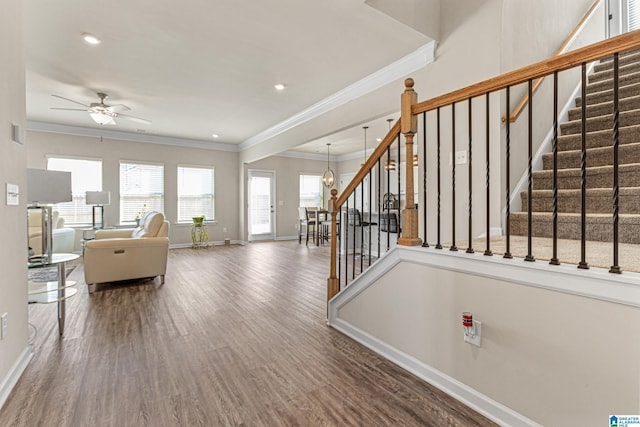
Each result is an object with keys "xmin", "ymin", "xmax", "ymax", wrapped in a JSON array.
[
  {"xmin": 449, "ymin": 150, "xmax": 468, "ymax": 165},
  {"xmin": 1, "ymin": 313, "xmax": 7, "ymax": 340},
  {"xmin": 463, "ymin": 320, "xmax": 481, "ymax": 347}
]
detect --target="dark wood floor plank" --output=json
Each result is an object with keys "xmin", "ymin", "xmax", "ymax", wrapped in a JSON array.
[{"xmin": 1, "ymin": 241, "xmax": 496, "ymax": 426}]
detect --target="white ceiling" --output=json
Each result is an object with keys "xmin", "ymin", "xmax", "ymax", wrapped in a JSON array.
[{"xmin": 24, "ymin": 0, "xmax": 433, "ymax": 158}]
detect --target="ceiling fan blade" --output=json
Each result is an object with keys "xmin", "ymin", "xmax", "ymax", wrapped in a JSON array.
[
  {"xmin": 51, "ymin": 94, "xmax": 90, "ymax": 108},
  {"xmin": 106, "ymin": 104, "xmax": 130, "ymax": 113},
  {"xmin": 118, "ymin": 113, "xmax": 151, "ymax": 125},
  {"xmin": 51, "ymin": 108, "xmax": 88, "ymax": 111}
]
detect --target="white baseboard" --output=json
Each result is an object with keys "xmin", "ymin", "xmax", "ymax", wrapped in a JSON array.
[
  {"xmin": 330, "ymin": 319, "xmax": 541, "ymax": 427},
  {"xmin": 169, "ymin": 240, "xmax": 244, "ymax": 249},
  {"xmin": 0, "ymin": 345, "xmax": 33, "ymax": 410}
]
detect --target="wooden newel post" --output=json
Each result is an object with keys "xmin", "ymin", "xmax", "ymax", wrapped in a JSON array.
[
  {"xmin": 327, "ymin": 189, "xmax": 339, "ymax": 301},
  {"xmin": 398, "ymin": 78, "xmax": 422, "ymax": 246}
]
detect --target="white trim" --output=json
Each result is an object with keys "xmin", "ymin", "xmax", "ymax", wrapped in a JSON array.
[
  {"xmin": 330, "ymin": 318, "xmax": 541, "ymax": 427},
  {"xmin": 277, "ymin": 151, "xmax": 332, "ymax": 161},
  {"xmin": 330, "ymin": 246, "xmax": 640, "ymax": 321},
  {"xmin": 27, "ymin": 121, "xmax": 239, "ymax": 152},
  {"xmin": 239, "ymin": 41, "xmax": 437, "ymax": 151},
  {"xmin": 0, "ymin": 345, "xmax": 33, "ymax": 411},
  {"xmin": 276, "ymin": 235, "xmax": 298, "ymax": 241},
  {"xmin": 169, "ymin": 239, "xmax": 243, "ymax": 249},
  {"xmin": 331, "ymin": 319, "xmax": 540, "ymax": 427}
]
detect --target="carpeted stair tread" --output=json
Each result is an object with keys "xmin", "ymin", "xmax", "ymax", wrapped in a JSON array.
[
  {"xmin": 532, "ymin": 163, "xmax": 640, "ymax": 190},
  {"xmin": 575, "ymin": 82, "xmax": 640, "ymax": 107},
  {"xmin": 590, "ymin": 61, "xmax": 640, "ymax": 83},
  {"xmin": 542, "ymin": 142, "xmax": 640, "ymax": 169},
  {"xmin": 567, "ymin": 95, "xmax": 640, "ymax": 121},
  {"xmin": 557, "ymin": 125, "xmax": 640, "ymax": 151},
  {"xmin": 584, "ymin": 69, "xmax": 640, "ymax": 94},
  {"xmin": 520, "ymin": 187, "xmax": 640, "ymax": 214},
  {"xmin": 594, "ymin": 50, "xmax": 640, "ymax": 73},
  {"xmin": 509, "ymin": 212, "xmax": 640, "ymax": 243},
  {"xmin": 560, "ymin": 109, "xmax": 640, "ymax": 135}
]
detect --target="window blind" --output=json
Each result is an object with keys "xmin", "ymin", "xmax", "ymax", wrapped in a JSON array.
[
  {"xmin": 299, "ymin": 174, "xmax": 323, "ymax": 208},
  {"xmin": 177, "ymin": 166, "xmax": 214, "ymax": 222},
  {"xmin": 629, "ymin": 0, "xmax": 640, "ymax": 31},
  {"xmin": 47, "ymin": 157, "xmax": 102, "ymax": 225},
  {"xmin": 119, "ymin": 162, "xmax": 164, "ymax": 224}
]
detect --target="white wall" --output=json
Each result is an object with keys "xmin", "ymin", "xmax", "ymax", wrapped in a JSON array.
[
  {"xmin": 244, "ymin": 155, "xmax": 331, "ymax": 240},
  {"xmin": 333, "ymin": 252, "xmax": 640, "ymax": 426},
  {"xmin": 25, "ymin": 131, "xmax": 239, "ymax": 246},
  {"xmin": 0, "ymin": 0, "xmax": 29, "ymax": 407}
]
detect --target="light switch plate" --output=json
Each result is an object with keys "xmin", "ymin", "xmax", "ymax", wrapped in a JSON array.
[{"xmin": 6, "ymin": 183, "xmax": 19, "ymax": 205}]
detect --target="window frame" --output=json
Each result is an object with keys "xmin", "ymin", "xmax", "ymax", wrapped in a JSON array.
[
  {"xmin": 176, "ymin": 164, "xmax": 215, "ymax": 224},
  {"xmin": 299, "ymin": 173, "xmax": 324, "ymax": 209},
  {"xmin": 119, "ymin": 160, "xmax": 165, "ymax": 225}
]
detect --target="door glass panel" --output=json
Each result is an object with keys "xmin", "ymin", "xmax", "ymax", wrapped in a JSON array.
[{"xmin": 249, "ymin": 175, "xmax": 272, "ymax": 235}]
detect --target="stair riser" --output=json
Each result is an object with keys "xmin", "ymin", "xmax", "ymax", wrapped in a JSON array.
[
  {"xmin": 589, "ymin": 62, "xmax": 640, "ymax": 83},
  {"xmin": 585, "ymin": 72, "xmax": 640, "ymax": 95},
  {"xmin": 567, "ymin": 97, "xmax": 640, "ymax": 121},
  {"xmin": 542, "ymin": 144, "xmax": 640, "ymax": 170},
  {"xmin": 575, "ymin": 84, "xmax": 640, "ymax": 107},
  {"xmin": 510, "ymin": 214, "xmax": 640, "ymax": 243},
  {"xmin": 558, "ymin": 127, "xmax": 640, "ymax": 151},
  {"xmin": 594, "ymin": 52, "xmax": 640, "ymax": 73},
  {"xmin": 520, "ymin": 192, "xmax": 640, "ymax": 214},
  {"xmin": 560, "ymin": 110, "xmax": 640, "ymax": 135},
  {"xmin": 533, "ymin": 166, "xmax": 640, "ymax": 190}
]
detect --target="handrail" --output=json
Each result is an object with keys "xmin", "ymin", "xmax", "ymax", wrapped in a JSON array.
[
  {"xmin": 334, "ymin": 120, "xmax": 401, "ymax": 210},
  {"xmin": 504, "ymin": 0, "xmax": 603, "ymax": 123},
  {"xmin": 413, "ymin": 30, "xmax": 640, "ymax": 115}
]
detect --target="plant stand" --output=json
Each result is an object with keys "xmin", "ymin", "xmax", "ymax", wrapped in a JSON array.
[{"xmin": 191, "ymin": 224, "xmax": 208, "ymax": 248}]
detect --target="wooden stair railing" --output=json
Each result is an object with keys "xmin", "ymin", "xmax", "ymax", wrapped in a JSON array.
[{"xmin": 328, "ymin": 29, "xmax": 640, "ymax": 302}]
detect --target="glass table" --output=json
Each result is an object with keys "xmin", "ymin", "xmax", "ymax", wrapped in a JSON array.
[{"xmin": 28, "ymin": 253, "xmax": 79, "ymax": 336}]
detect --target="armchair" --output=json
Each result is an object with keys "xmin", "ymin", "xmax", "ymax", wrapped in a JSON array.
[
  {"xmin": 83, "ymin": 211, "xmax": 170, "ymax": 293},
  {"xmin": 28, "ymin": 209, "xmax": 76, "ymax": 255}
]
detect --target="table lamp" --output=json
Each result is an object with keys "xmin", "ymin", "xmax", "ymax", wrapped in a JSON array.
[{"xmin": 86, "ymin": 190, "xmax": 110, "ymax": 229}]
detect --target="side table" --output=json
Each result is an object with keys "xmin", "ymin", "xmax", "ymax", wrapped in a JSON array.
[
  {"xmin": 28, "ymin": 253, "xmax": 80, "ymax": 336},
  {"xmin": 191, "ymin": 224, "xmax": 208, "ymax": 248}
]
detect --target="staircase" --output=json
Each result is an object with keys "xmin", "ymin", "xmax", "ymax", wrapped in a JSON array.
[{"xmin": 511, "ymin": 50, "xmax": 640, "ymax": 244}]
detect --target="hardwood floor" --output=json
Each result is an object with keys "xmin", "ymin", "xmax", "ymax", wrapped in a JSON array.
[{"xmin": 1, "ymin": 241, "xmax": 496, "ymax": 426}]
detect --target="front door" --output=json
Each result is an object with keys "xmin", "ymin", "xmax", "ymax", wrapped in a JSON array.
[{"xmin": 248, "ymin": 170, "xmax": 276, "ymax": 241}]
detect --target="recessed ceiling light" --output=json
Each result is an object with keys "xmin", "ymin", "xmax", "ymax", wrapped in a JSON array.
[
  {"xmin": 274, "ymin": 83, "xmax": 286, "ymax": 91},
  {"xmin": 82, "ymin": 33, "xmax": 101, "ymax": 45},
  {"xmin": 212, "ymin": 134, "xmax": 219, "ymax": 138}
]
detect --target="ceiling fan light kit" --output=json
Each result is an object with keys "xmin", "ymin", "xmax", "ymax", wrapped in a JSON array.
[{"xmin": 51, "ymin": 92, "xmax": 151, "ymax": 126}]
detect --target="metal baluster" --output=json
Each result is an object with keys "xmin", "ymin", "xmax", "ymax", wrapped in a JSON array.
[
  {"xmin": 368, "ymin": 169, "xmax": 373, "ymax": 266},
  {"xmin": 386, "ymin": 147, "xmax": 391, "ymax": 251},
  {"xmin": 484, "ymin": 93, "xmax": 493, "ymax": 256},
  {"xmin": 397, "ymin": 133, "xmax": 402, "ymax": 241},
  {"xmin": 345, "ymin": 198, "xmax": 350, "ymax": 283},
  {"xmin": 436, "ymin": 107, "xmax": 443, "ymax": 249},
  {"xmin": 610, "ymin": 53, "xmax": 621, "ymax": 274},
  {"xmin": 450, "ymin": 103, "xmax": 457, "ymax": 251},
  {"xmin": 422, "ymin": 112, "xmax": 429, "ymax": 247},
  {"xmin": 578, "ymin": 62, "xmax": 589, "ymax": 269},
  {"xmin": 525, "ymin": 79, "xmax": 535, "ymax": 262},
  {"xmin": 550, "ymin": 71, "xmax": 560, "ymax": 266},
  {"xmin": 504, "ymin": 86, "xmax": 513, "ymax": 259},
  {"xmin": 359, "ymin": 182, "xmax": 364, "ymax": 272},
  {"xmin": 377, "ymin": 158, "xmax": 381, "ymax": 258},
  {"xmin": 466, "ymin": 98, "xmax": 474, "ymax": 254}
]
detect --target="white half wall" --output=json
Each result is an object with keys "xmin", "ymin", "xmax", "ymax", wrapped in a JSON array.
[{"xmin": 329, "ymin": 247, "xmax": 640, "ymax": 426}]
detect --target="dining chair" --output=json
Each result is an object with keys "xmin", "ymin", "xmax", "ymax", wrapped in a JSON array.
[
  {"xmin": 347, "ymin": 208, "xmax": 377, "ymax": 256},
  {"xmin": 298, "ymin": 207, "xmax": 317, "ymax": 246}
]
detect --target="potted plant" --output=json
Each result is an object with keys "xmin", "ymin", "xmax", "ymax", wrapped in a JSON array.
[{"xmin": 192, "ymin": 215, "xmax": 205, "ymax": 227}]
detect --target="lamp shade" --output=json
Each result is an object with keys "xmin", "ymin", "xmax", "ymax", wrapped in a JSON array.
[
  {"xmin": 86, "ymin": 190, "xmax": 110, "ymax": 205},
  {"xmin": 27, "ymin": 168, "xmax": 72, "ymax": 204}
]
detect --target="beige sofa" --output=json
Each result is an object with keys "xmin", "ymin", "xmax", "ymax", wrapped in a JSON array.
[
  {"xmin": 28, "ymin": 209, "xmax": 76, "ymax": 255},
  {"xmin": 83, "ymin": 211, "xmax": 170, "ymax": 293}
]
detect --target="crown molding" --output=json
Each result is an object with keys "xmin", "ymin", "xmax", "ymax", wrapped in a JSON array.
[
  {"xmin": 239, "ymin": 40, "xmax": 437, "ymax": 152},
  {"xmin": 26, "ymin": 121, "xmax": 239, "ymax": 152},
  {"xmin": 277, "ymin": 150, "xmax": 337, "ymax": 161}
]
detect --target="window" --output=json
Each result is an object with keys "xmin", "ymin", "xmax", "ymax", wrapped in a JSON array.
[
  {"xmin": 47, "ymin": 157, "xmax": 102, "ymax": 225},
  {"xmin": 299, "ymin": 174, "xmax": 323, "ymax": 208},
  {"xmin": 630, "ymin": 0, "xmax": 640, "ymax": 31},
  {"xmin": 119, "ymin": 162, "xmax": 164, "ymax": 224},
  {"xmin": 177, "ymin": 166, "xmax": 214, "ymax": 222}
]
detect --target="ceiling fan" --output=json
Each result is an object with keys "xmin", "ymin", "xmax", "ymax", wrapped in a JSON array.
[{"xmin": 51, "ymin": 92, "xmax": 151, "ymax": 126}]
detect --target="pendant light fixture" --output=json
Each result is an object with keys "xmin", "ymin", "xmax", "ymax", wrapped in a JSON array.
[{"xmin": 322, "ymin": 143, "xmax": 334, "ymax": 188}]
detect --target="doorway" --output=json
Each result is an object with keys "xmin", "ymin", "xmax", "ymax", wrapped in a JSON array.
[{"xmin": 248, "ymin": 170, "xmax": 276, "ymax": 241}]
